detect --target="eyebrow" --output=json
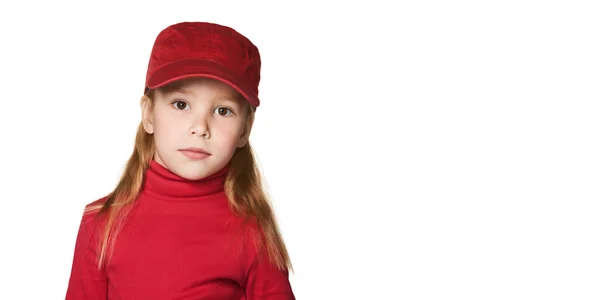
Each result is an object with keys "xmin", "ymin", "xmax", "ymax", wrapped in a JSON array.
[
  {"xmin": 217, "ymin": 97, "xmax": 239, "ymax": 104},
  {"xmin": 165, "ymin": 87, "xmax": 192, "ymax": 95},
  {"xmin": 165, "ymin": 89, "xmax": 239, "ymax": 104}
]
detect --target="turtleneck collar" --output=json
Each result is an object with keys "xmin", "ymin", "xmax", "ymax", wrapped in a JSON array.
[{"xmin": 142, "ymin": 159, "xmax": 229, "ymax": 201}]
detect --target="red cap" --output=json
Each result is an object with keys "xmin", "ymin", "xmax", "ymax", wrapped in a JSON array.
[{"xmin": 145, "ymin": 22, "xmax": 261, "ymax": 107}]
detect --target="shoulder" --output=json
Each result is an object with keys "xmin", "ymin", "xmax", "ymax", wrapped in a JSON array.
[
  {"xmin": 85, "ymin": 195, "xmax": 109, "ymax": 210},
  {"xmin": 237, "ymin": 216, "xmax": 263, "ymax": 245},
  {"xmin": 77, "ymin": 196, "xmax": 110, "ymax": 230},
  {"xmin": 237, "ymin": 217, "xmax": 269, "ymax": 264}
]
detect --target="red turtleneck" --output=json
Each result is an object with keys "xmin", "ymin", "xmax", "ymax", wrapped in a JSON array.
[{"xmin": 65, "ymin": 160, "xmax": 295, "ymax": 300}]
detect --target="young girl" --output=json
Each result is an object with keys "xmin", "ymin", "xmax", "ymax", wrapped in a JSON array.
[{"xmin": 65, "ymin": 21, "xmax": 295, "ymax": 299}]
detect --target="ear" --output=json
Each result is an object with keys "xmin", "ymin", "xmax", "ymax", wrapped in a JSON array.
[
  {"xmin": 140, "ymin": 95, "xmax": 154, "ymax": 134},
  {"xmin": 236, "ymin": 114, "xmax": 254, "ymax": 148}
]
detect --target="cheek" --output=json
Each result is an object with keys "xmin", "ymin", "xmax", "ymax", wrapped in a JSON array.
[
  {"xmin": 152, "ymin": 115, "xmax": 180, "ymax": 143},
  {"xmin": 212, "ymin": 125, "xmax": 243, "ymax": 145},
  {"xmin": 213, "ymin": 127, "xmax": 237, "ymax": 141}
]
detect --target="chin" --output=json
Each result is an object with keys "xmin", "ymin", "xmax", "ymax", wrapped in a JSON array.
[{"xmin": 155, "ymin": 153, "xmax": 222, "ymax": 180}]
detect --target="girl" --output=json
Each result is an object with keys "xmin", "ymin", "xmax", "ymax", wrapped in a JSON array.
[{"xmin": 65, "ymin": 21, "xmax": 295, "ymax": 299}]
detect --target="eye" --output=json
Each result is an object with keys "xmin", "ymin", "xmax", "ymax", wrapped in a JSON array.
[
  {"xmin": 215, "ymin": 107, "xmax": 233, "ymax": 117},
  {"xmin": 171, "ymin": 100, "xmax": 189, "ymax": 110}
]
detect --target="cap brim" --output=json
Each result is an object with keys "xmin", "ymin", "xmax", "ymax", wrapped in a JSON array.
[{"xmin": 146, "ymin": 59, "xmax": 260, "ymax": 107}]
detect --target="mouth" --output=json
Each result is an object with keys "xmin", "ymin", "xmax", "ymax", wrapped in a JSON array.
[
  {"xmin": 180, "ymin": 147, "xmax": 210, "ymax": 154},
  {"xmin": 179, "ymin": 148, "xmax": 211, "ymax": 159}
]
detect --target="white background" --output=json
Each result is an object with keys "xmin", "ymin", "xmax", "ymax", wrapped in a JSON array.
[{"xmin": 0, "ymin": 1, "xmax": 599, "ymax": 299}]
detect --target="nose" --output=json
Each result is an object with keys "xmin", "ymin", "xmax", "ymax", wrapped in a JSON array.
[{"xmin": 189, "ymin": 115, "xmax": 210, "ymax": 138}]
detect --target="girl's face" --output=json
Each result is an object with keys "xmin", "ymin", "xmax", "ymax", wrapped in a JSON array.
[{"xmin": 141, "ymin": 78, "xmax": 252, "ymax": 180}]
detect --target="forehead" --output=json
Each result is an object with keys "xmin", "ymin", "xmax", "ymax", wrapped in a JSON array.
[{"xmin": 159, "ymin": 77, "xmax": 241, "ymax": 100}]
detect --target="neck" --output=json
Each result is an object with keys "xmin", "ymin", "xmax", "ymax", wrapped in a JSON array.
[{"xmin": 141, "ymin": 159, "xmax": 229, "ymax": 201}]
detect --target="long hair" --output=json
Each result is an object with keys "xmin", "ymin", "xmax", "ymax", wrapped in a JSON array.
[{"xmin": 85, "ymin": 86, "xmax": 292, "ymax": 272}]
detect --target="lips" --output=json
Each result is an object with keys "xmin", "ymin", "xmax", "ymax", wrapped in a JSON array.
[
  {"xmin": 179, "ymin": 148, "xmax": 211, "ymax": 160},
  {"xmin": 180, "ymin": 147, "xmax": 211, "ymax": 155}
]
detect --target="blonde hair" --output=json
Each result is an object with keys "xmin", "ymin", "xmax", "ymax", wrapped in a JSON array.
[{"xmin": 85, "ymin": 85, "xmax": 292, "ymax": 272}]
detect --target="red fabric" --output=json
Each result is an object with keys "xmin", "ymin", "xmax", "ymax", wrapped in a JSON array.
[{"xmin": 65, "ymin": 160, "xmax": 294, "ymax": 299}]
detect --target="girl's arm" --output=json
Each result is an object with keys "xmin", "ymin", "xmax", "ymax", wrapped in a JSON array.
[
  {"xmin": 65, "ymin": 209, "xmax": 108, "ymax": 300},
  {"xmin": 243, "ymin": 222, "xmax": 295, "ymax": 300},
  {"xmin": 244, "ymin": 252, "xmax": 295, "ymax": 300}
]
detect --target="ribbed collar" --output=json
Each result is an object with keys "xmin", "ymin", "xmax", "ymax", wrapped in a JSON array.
[{"xmin": 142, "ymin": 159, "xmax": 229, "ymax": 201}]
